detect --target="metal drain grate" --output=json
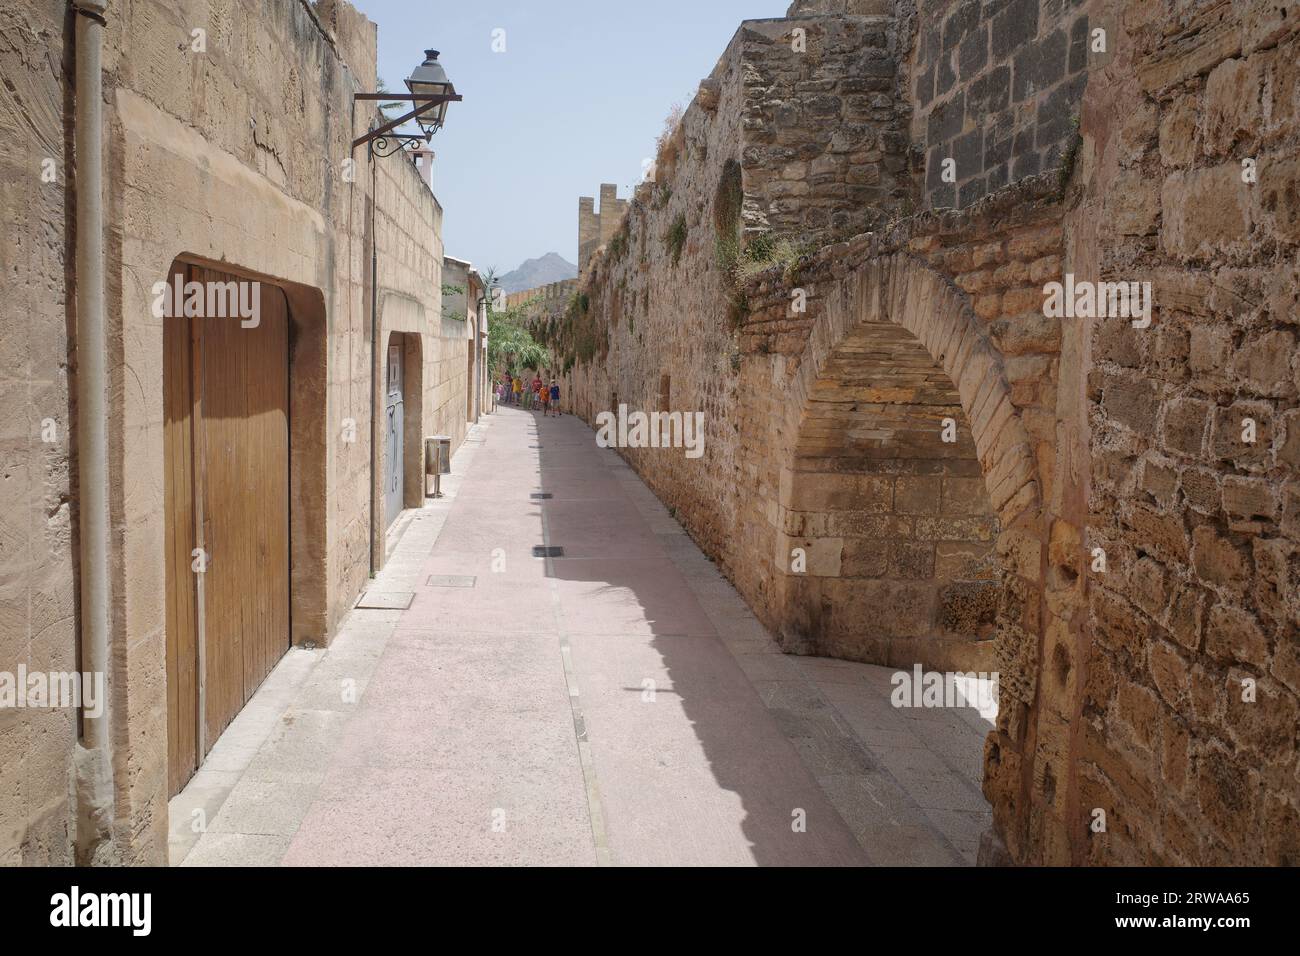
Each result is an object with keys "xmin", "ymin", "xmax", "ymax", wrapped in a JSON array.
[
  {"xmin": 427, "ymin": 574, "xmax": 476, "ymax": 588},
  {"xmin": 529, "ymin": 492, "xmax": 553, "ymax": 500},
  {"xmin": 532, "ymin": 545, "xmax": 564, "ymax": 558}
]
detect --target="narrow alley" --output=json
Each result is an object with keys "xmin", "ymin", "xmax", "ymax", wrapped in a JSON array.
[
  {"xmin": 169, "ymin": 407, "xmax": 994, "ymax": 867},
  {"xmin": 10, "ymin": 0, "xmax": 1295, "ymax": 897}
]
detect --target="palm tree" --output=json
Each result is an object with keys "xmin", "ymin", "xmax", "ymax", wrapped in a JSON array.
[
  {"xmin": 479, "ymin": 267, "xmax": 501, "ymax": 312},
  {"xmin": 375, "ymin": 77, "xmax": 406, "ymax": 124}
]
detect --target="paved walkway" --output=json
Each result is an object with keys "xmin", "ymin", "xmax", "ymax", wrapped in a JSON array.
[{"xmin": 170, "ymin": 406, "xmax": 995, "ymax": 866}]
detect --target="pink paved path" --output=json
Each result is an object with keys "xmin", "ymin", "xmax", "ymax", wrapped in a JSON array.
[
  {"xmin": 279, "ymin": 407, "xmax": 867, "ymax": 865},
  {"xmin": 175, "ymin": 407, "xmax": 993, "ymax": 866}
]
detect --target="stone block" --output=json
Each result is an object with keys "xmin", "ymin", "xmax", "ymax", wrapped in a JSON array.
[
  {"xmin": 1221, "ymin": 475, "xmax": 1276, "ymax": 521},
  {"xmin": 1210, "ymin": 403, "xmax": 1272, "ymax": 465},
  {"xmin": 1188, "ymin": 323, "xmax": 1233, "ymax": 373},
  {"xmin": 1011, "ymin": 29, "xmax": 1066, "ymax": 102},
  {"xmin": 942, "ymin": 475, "xmax": 990, "ymax": 516},
  {"xmin": 1160, "ymin": 164, "xmax": 1252, "ymax": 260},
  {"xmin": 1126, "ymin": 506, "xmax": 1190, "ymax": 563},
  {"xmin": 935, "ymin": 540, "xmax": 997, "ymax": 579},
  {"xmin": 939, "ymin": 580, "xmax": 998, "ymax": 634},
  {"xmin": 895, "ymin": 475, "xmax": 943, "ymax": 515},
  {"xmin": 788, "ymin": 473, "xmax": 893, "ymax": 513},
  {"xmin": 1102, "ymin": 374, "xmax": 1160, "ymax": 434},
  {"xmin": 1191, "ymin": 526, "xmax": 1250, "ymax": 592},
  {"xmin": 926, "ymin": 91, "xmax": 966, "ymax": 147},
  {"xmin": 1108, "ymin": 168, "xmax": 1161, "ymax": 235},
  {"xmin": 1234, "ymin": 329, "xmax": 1295, "ymax": 395},
  {"xmin": 888, "ymin": 540, "xmax": 935, "ymax": 579},
  {"xmin": 991, "ymin": 0, "xmax": 1039, "ymax": 62},
  {"xmin": 1160, "ymin": 397, "xmax": 1210, "ymax": 458},
  {"xmin": 839, "ymin": 538, "xmax": 888, "ymax": 577},
  {"xmin": 1205, "ymin": 603, "xmax": 1269, "ymax": 668},
  {"xmin": 1202, "ymin": 57, "xmax": 1262, "ymax": 156}
]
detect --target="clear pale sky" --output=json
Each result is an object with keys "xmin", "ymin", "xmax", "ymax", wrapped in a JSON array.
[{"xmin": 354, "ymin": 0, "xmax": 790, "ymax": 276}]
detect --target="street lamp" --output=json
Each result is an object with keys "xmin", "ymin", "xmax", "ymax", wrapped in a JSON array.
[
  {"xmin": 352, "ymin": 47, "xmax": 461, "ymax": 156},
  {"xmin": 405, "ymin": 50, "xmax": 454, "ymax": 138}
]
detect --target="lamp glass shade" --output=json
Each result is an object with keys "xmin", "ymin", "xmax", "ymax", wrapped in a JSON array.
[{"xmin": 405, "ymin": 49, "xmax": 454, "ymax": 135}]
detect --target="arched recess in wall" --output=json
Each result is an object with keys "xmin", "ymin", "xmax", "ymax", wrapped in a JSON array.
[
  {"xmin": 375, "ymin": 295, "xmax": 428, "ymax": 551},
  {"xmin": 775, "ymin": 253, "xmax": 1043, "ymax": 691}
]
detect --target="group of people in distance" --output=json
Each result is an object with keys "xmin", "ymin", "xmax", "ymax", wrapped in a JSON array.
[{"xmin": 498, "ymin": 370, "xmax": 561, "ymax": 417}]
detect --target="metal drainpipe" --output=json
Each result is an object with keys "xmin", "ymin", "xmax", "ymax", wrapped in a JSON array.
[
  {"xmin": 368, "ymin": 155, "xmax": 378, "ymax": 574},
  {"xmin": 71, "ymin": 0, "xmax": 114, "ymax": 860},
  {"xmin": 479, "ymin": 296, "xmax": 489, "ymax": 412}
]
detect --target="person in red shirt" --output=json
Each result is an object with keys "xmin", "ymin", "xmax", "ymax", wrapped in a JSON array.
[{"xmin": 531, "ymin": 373, "xmax": 543, "ymax": 412}]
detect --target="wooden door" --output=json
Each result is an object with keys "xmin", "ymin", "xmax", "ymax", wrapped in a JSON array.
[
  {"xmin": 164, "ymin": 264, "xmax": 200, "ymax": 795},
  {"xmin": 165, "ymin": 263, "xmax": 291, "ymax": 796}
]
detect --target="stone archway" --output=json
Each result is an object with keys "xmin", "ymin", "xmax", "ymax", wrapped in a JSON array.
[
  {"xmin": 774, "ymin": 250, "xmax": 1046, "ymax": 705},
  {"xmin": 760, "ymin": 250, "xmax": 1051, "ymax": 860},
  {"xmin": 779, "ymin": 318, "xmax": 1002, "ymax": 671}
]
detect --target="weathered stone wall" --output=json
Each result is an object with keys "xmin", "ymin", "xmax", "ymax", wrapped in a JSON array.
[
  {"xmin": 738, "ymin": 14, "xmax": 914, "ymax": 243},
  {"xmin": 555, "ymin": 10, "xmax": 919, "ymax": 567},
  {"xmin": 559, "ymin": 26, "xmax": 748, "ymax": 564},
  {"xmin": 578, "ymin": 185, "xmax": 628, "ymax": 276},
  {"xmin": 1079, "ymin": 0, "xmax": 1300, "ymax": 865},
  {"xmin": 505, "ymin": 277, "xmax": 577, "ymax": 313},
  {"xmin": 0, "ymin": 0, "xmax": 78, "ymax": 866},
  {"xmin": 911, "ymin": 0, "xmax": 1096, "ymax": 209},
  {"xmin": 560, "ymin": 0, "xmax": 1299, "ymax": 866},
  {"xmin": 1, "ymin": 0, "xmax": 466, "ymax": 865}
]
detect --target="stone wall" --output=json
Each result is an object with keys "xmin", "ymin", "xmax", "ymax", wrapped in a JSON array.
[
  {"xmin": 1, "ymin": 0, "xmax": 466, "ymax": 865},
  {"xmin": 1080, "ymin": 0, "xmax": 1300, "ymax": 865},
  {"xmin": 737, "ymin": 14, "xmax": 914, "ymax": 243},
  {"xmin": 556, "ymin": 0, "xmax": 1064, "ymax": 730},
  {"xmin": 555, "ymin": 19, "xmax": 753, "ymax": 568},
  {"xmin": 558, "ymin": 0, "xmax": 1299, "ymax": 865},
  {"xmin": 0, "ymin": 0, "xmax": 78, "ymax": 866},
  {"xmin": 578, "ymin": 184, "xmax": 628, "ymax": 275},
  {"xmin": 505, "ymin": 277, "xmax": 577, "ymax": 313},
  {"xmin": 912, "ymin": 0, "xmax": 1096, "ymax": 209}
]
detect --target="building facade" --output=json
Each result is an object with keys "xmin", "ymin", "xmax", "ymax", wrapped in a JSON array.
[
  {"xmin": 1, "ymin": 0, "xmax": 473, "ymax": 864},
  {"xmin": 443, "ymin": 255, "xmax": 492, "ymax": 422}
]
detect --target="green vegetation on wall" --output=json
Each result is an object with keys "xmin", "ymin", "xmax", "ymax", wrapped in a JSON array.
[{"xmin": 665, "ymin": 213, "xmax": 688, "ymax": 266}]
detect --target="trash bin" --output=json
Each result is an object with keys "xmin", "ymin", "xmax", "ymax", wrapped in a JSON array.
[{"xmin": 425, "ymin": 435, "xmax": 451, "ymax": 498}]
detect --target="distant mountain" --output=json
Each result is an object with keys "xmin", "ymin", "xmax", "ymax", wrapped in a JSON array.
[{"xmin": 497, "ymin": 252, "xmax": 577, "ymax": 294}]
